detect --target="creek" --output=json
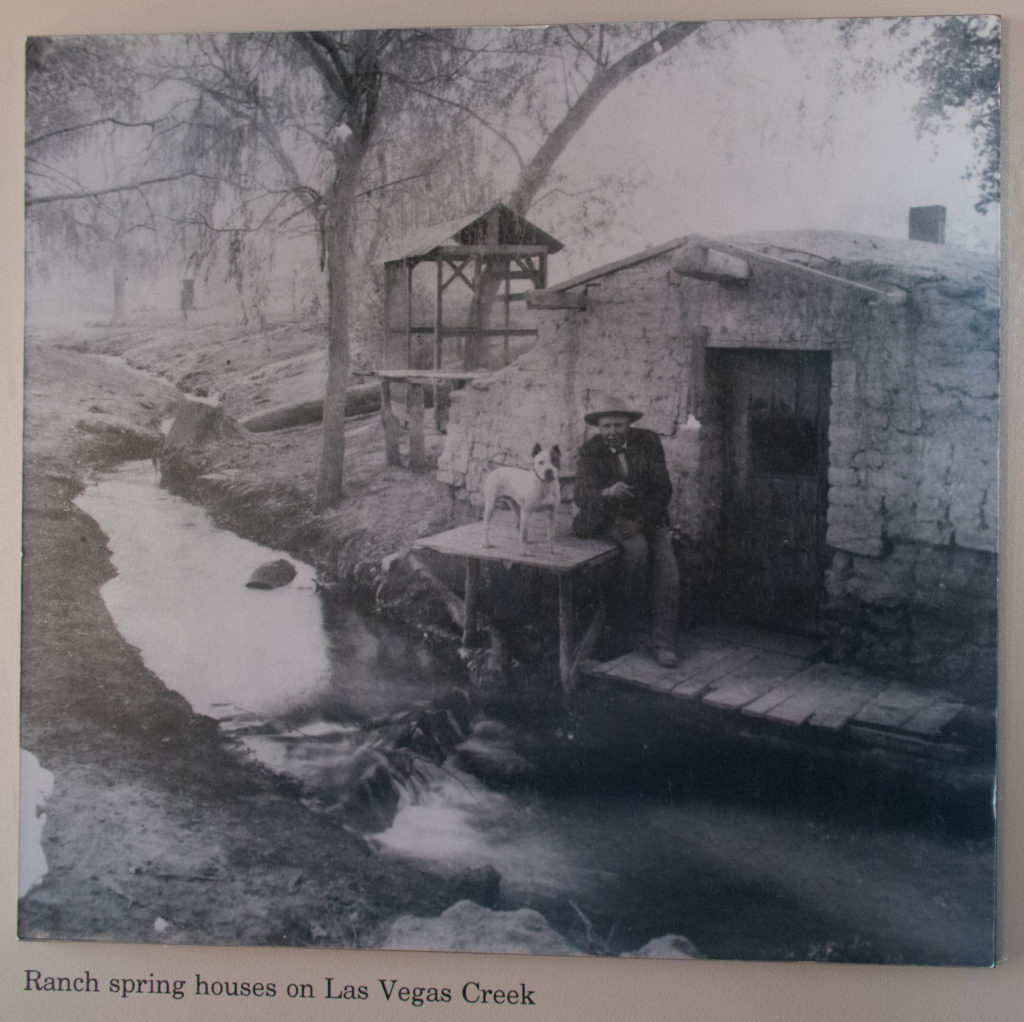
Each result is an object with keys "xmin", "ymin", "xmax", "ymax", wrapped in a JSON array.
[{"xmin": 73, "ymin": 460, "xmax": 994, "ymax": 965}]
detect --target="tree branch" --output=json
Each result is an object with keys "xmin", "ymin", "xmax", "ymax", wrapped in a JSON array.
[
  {"xmin": 509, "ymin": 21, "xmax": 704, "ymax": 212},
  {"xmin": 26, "ymin": 171, "xmax": 225, "ymax": 207},
  {"xmin": 26, "ymin": 116, "xmax": 161, "ymax": 149},
  {"xmin": 382, "ymin": 71, "xmax": 526, "ymax": 169},
  {"xmin": 292, "ymin": 32, "xmax": 355, "ymax": 106}
]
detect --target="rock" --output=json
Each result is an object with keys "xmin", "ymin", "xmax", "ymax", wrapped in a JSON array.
[
  {"xmin": 627, "ymin": 934, "xmax": 703, "ymax": 959},
  {"xmin": 161, "ymin": 396, "xmax": 245, "ymax": 453},
  {"xmin": 382, "ymin": 900, "xmax": 581, "ymax": 955},
  {"xmin": 454, "ymin": 721, "xmax": 536, "ymax": 784},
  {"xmin": 395, "ymin": 705, "xmax": 468, "ymax": 764},
  {"xmin": 157, "ymin": 397, "xmax": 249, "ymax": 488},
  {"xmin": 245, "ymin": 559, "xmax": 297, "ymax": 589}
]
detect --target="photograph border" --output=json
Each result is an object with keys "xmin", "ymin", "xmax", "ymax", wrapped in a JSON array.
[{"xmin": 3, "ymin": 1, "xmax": 1021, "ymax": 1019}]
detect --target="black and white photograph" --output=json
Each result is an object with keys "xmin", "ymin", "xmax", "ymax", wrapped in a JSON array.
[{"xmin": 18, "ymin": 14, "xmax": 1000, "ymax": 972}]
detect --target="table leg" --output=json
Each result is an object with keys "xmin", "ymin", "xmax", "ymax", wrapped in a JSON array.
[
  {"xmin": 381, "ymin": 380, "xmax": 401, "ymax": 466},
  {"xmin": 463, "ymin": 558, "xmax": 481, "ymax": 647},
  {"xmin": 408, "ymin": 383, "xmax": 427, "ymax": 471},
  {"xmin": 558, "ymin": 573, "xmax": 574, "ymax": 694}
]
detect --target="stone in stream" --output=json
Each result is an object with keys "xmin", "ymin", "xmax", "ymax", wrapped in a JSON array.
[
  {"xmin": 382, "ymin": 900, "xmax": 581, "ymax": 955},
  {"xmin": 627, "ymin": 934, "xmax": 703, "ymax": 959},
  {"xmin": 245, "ymin": 558, "xmax": 297, "ymax": 589}
]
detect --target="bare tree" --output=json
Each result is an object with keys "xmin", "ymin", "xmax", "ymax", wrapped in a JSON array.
[
  {"xmin": 27, "ymin": 25, "xmax": 709, "ymax": 506},
  {"xmin": 26, "ymin": 36, "xmax": 172, "ymax": 322}
]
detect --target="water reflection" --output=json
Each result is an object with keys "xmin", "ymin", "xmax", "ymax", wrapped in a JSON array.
[{"xmin": 74, "ymin": 462, "xmax": 456, "ymax": 801}]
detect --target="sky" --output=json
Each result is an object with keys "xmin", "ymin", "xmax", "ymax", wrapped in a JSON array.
[
  {"xmin": 547, "ymin": 17, "xmax": 999, "ymax": 277},
  {"xmin": 25, "ymin": 16, "xmax": 1000, "ymax": 321}
]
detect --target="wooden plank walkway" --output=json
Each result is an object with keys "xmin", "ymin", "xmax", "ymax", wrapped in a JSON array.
[{"xmin": 580, "ymin": 623, "xmax": 966, "ymax": 758}]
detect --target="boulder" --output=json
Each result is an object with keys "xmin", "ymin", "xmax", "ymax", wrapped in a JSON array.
[
  {"xmin": 157, "ymin": 396, "xmax": 248, "ymax": 489},
  {"xmin": 454, "ymin": 720, "xmax": 536, "ymax": 784},
  {"xmin": 245, "ymin": 559, "xmax": 297, "ymax": 589},
  {"xmin": 161, "ymin": 396, "xmax": 245, "ymax": 453},
  {"xmin": 382, "ymin": 900, "xmax": 580, "ymax": 955},
  {"xmin": 627, "ymin": 934, "xmax": 703, "ymax": 959}
]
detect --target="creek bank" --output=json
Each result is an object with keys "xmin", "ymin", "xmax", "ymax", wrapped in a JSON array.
[
  {"xmin": 151, "ymin": 396, "xmax": 576, "ymax": 812},
  {"xmin": 154, "ymin": 396, "xmax": 568, "ymax": 712},
  {"xmin": 19, "ymin": 341, "xmax": 551, "ymax": 951},
  {"xmin": 21, "ymin": 456, "xmax": 482, "ymax": 949},
  {"xmin": 157, "ymin": 397, "xmax": 467, "ymax": 630}
]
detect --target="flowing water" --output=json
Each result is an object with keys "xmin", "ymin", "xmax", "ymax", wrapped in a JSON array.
[{"xmin": 71, "ymin": 461, "xmax": 995, "ymax": 964}]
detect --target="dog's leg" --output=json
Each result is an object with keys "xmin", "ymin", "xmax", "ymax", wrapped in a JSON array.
[
  {"xmin": 518, "ymin": 504, "xmax": 530, "ymax": 555},
  {"xmin": 546, "ymin": 506, "xmax": 556, "ymax": 552}
]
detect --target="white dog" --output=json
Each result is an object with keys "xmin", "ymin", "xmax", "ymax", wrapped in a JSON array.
[{"xmin": 482, "ymin": 444, "xmax": 562, "ymax": 554}]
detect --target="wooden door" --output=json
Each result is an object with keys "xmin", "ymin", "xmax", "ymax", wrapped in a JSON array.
[{"xmin": 711, "ymin": 349, "xmax": 831, "ymax": 631}]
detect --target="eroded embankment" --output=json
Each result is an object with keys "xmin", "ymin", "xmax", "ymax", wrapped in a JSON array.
[{"xmin": 19, "ymin": 353, "xmax": 490, "ymax": 948}]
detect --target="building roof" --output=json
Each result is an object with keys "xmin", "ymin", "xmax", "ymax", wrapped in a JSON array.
[
  {"xmin": 543, "ymin": 229, "xmax": 998, "ymax": 309},
  {"xmin": 381, "ymin": 202, "xmax": 563, "ymax": 264}
]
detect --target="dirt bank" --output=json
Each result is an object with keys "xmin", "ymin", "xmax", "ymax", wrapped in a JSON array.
[{"xmin": 18, "ymin": 324, "xmax": 482, "ymax": 947}]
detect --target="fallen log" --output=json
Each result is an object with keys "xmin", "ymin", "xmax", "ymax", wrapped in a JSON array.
[{"xmin": 240, "ymin": 383, "xmax": 382, "ymax": 432}]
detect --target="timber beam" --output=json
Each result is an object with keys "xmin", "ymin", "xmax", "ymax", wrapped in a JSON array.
[
  {"xmin": 526, "ymin": 288, "xmax": 588, "ymax": 310},
  {"xmin": 673, "ymin": 243, "xmax": 751, "ymax": 283}
]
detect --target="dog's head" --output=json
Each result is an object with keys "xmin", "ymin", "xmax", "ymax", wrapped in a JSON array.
[{"xmin": 530, "ymin": 442, "xmax": 561, "ymax": 481}]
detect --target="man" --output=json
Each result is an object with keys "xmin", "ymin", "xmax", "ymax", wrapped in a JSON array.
[{"xmin": 573, "ymin": 395, "xmax": 681, "ymax": 668}]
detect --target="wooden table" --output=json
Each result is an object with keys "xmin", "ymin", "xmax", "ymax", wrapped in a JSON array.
[{"xmin": 412, "ymin": 520, "xmax": 617, "ymax": 693}]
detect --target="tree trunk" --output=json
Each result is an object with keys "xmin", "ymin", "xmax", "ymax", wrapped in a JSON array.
[
  {"xmin": 468, "ymin": 23, "xmax": 705, "ymax": 353},
  {"xmin": 111, "ymin": 266, "xmax": 126, "ymax": 326},
  {"xmin": 315, "ymin": 148, "xmax": 364, "ymax": 510}
]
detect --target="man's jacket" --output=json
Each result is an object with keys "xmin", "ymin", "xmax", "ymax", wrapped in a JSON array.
[{"xmin": 572, "ymin": 427, "xmax": 673, "ymax": 538}]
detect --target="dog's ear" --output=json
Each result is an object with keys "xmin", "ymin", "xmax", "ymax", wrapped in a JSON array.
[
  {"xmin": 531, "ymin": 442, "xmax": 542, "ymax": 457},
  {"xmin": 551, "ymin": 445, "xmax": 561, "ymax": 466}
]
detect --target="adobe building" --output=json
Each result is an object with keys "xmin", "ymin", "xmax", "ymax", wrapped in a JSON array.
[{"xmin": 436, "ymin": 229, "xmax": 998, "ymax": 702}]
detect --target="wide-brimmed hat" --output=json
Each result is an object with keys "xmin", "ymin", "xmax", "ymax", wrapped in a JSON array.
[{"xmin": 584, "ymin": 393, "xmax": 643, "ymax": 426}]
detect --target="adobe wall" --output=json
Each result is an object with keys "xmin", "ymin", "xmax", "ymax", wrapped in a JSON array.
[
  {"xmin": 821, "ymin": 277, "xmax": 998, "ymax": 696},
  {"xmin": 437, "ymin": 250, "xmax": 703, "ymax": 533},
  {"xmin": 436, "ymin": 245, "xmax": 998, "ymax": 698},
  {"xmin": 679, "ymin": 256, "xmax": 998, "ymax": 695}
]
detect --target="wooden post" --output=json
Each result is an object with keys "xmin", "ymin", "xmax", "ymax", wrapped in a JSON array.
[
  {"xmin": 405, "ymin": 260, "xmax": 413, "ymax": 368},
  {"xmin": 503, "ymin": 260, "xmax": 511, "ymax": 365},
  {"xmin": 463, "ymin": 558, "xmax": 481, "ymax": 647},
  {"xmin": 464, "ymin": 253, "xmax": 483, "ymax": 371},
  {"xmin": 380, "ymin": 379, "xmax": 401, "ymax": 466},
  {"xmin": 687, "ymin": 325, "xmax": 710, "ymax": 422},
  {"xmin": 408, "ymin": 382, "xmax": 427, "ymax": 471},
  {"xmin": 434, "ymin": 258, "xmax": 445, "ymax": 430},
  {"xmin": 558, "ymin": 573, "xmax": 575, "ymax": 694}
]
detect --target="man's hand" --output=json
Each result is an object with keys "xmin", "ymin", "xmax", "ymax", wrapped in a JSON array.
[{"xmin": 602, "ymin": 481, "xmax": 633, "ymax": 500}]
